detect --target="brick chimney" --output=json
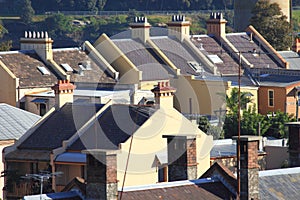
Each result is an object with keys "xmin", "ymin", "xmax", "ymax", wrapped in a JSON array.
[
  {"xmin": 129, "ymin": 16, "xmax": 151, "ymax": 44},
  {"xmin": 163, "ymin": 135, "xmax": 198, "ymax": 181},
  {"xmin": 167, "ymin": 15, "xmax": 190, "ymax": 42},
  {"xmin": 151, "ymin": 81, "xmax": 176, "ymax": 109},
  {"xmin": 51, "ymin": 80, "xmax": 76, "ymax": 109},
  {"xmin": 206, "ymin": 12, "xmax": 227, "ymax": 38},
  {"xmin": 83, "ymin": 150, "xmax": 118, "ymax": 200},
  {"xmin": 292, "ymin": 38, "xmax": 300, "ymax": 53},
  {"xmin": 233, "ymin": 136, "xmax": 261, "ymax": 200},
  {"xmin": 286, "ymin": 122, "xmax": 300, "ymax": 167},
  {"xmin": 20, "ymin": 31, "xmax": 53, "ymax": 62}
]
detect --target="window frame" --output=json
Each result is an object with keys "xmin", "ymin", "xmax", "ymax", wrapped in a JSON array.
[{"xmin": 268, "ymin": 89, "xmax": 274, "ymax": 107}]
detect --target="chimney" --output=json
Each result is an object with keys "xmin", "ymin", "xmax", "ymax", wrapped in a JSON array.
[
  {"xmin": 51, "ymin": 80, "xmax": 76, "ymax": 109},
  {"xmin": 286, "ymin": 122, "xmax": 300, "ymax": 167},
  {"xmin": 233, "ymin": 136, "xmax": 261, "ymax": 200},
  {"xmin": 151, "ymin": 81, "xmax": 176, "ymax": 109},
  {"xmin": 129, "ymin": 16, "xmax": 151, "ymax": 44},
  {"xmin": 83, "ymin": 150, "xmax": 118, "ymax": 200},
  {"xmin": 292, "ymin": 38, "xmax": 300, "ymax": 53},
  {"xmin": 163, "ymin": 135, "xmax": 198, "ymax": 181},
  {"xmin": 206, "ymin": 12, "xmax": 227, "ymax": 38},
  {"xmin": 20, "ymin": 31, "xmax": 53, "ymax": 62},
  {"xmin": 167, "ymin": 15, "xmax": 190, "ymax": 42}
]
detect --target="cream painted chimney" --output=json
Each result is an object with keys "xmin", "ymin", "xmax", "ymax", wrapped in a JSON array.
[
  {"xmin": 51, "ymin": 80, "xmax": 76, "ymax": 109},
  {"xmin": 206, "ymin": 13, "xmax": 227, "ymax": 38},
  {"xmin": 129, "ymin": 16, "xmax": 151, "ymax": 44},
  {"xmin": 20, "ymin": 31, "xmax": 53, "ymax": 62},
  {"xmin": 167, "ymin": 15, "xmax": 190, "ymax": 42},
  {"xmin": 151, "ymin": 81, "xmax": 176, "ymax": 109}
]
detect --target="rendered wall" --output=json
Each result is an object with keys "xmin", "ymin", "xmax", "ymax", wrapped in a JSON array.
[{"xmin": 117, "ymin": 107, "xmax": 212, "ymax": 186}]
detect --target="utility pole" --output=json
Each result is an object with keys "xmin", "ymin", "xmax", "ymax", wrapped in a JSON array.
[{"xmin": 237, "ymin": 51, "xmax": 241, "ymax": 199}]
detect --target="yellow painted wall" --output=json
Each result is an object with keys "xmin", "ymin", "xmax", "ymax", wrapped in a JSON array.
[
  {"xmin": 94, "ymin": 34, "xmax": 141, "ymax": 85},
  {"xmin": 226, "ymin": 85, "xmax": 259, "ymax": 113},
  {"xmin": 172, "ymin": 75, "xmax": 228, "ymax": 115},
  {"xmin": 0, "ymin": 62, "xmax": 17, "ymax": 106},
  {"xmin": 117, "ymin": 107, "xmax": 212, "ymax": 186}
]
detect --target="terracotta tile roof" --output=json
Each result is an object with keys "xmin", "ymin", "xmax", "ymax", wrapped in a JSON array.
[
  {"xmin": 68, "ymin": 104, "xmax": 157, "ymax": 151},
  {"xmin": 0, "ymin": 51, "xmax": 57, "ymax": 88},
  {"xmin": 18, "ymin": 103, "xmax": 105, "ymax": 150},
  {"xmin": 191, "ymin": 35, "xmax": 240, "ymax": 75},
  {"xmin": 226, "ymin": 33, "xmax": 280, "ymax": 69},
  {"xmin": 52, "ymin": 48, "xmax": 116, "ymax": 84}
]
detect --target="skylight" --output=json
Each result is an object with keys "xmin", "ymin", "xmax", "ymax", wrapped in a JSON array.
[
  {"xmin": 37, "ymin": 66, "xmax": 50, "ymax": 75},
  {"xmin": 207, "ymin": 55, "xmax": 223, "ymax": 64},
  {"xmin": 188, "ymin": 61, "xmax": 203, "ymax": 73},
  {"xmin": 61, "ymin": 63, "xmax": 73, "ymax": 72}
]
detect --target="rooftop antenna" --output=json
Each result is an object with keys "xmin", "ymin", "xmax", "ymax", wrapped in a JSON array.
[{"xmin": 22, "ymin": 171, "xmax": 63, "ymax": 199}]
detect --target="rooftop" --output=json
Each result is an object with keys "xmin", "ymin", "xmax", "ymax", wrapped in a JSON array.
[{"xmin": 0, "ymin": 103, "xmax": 41, "ymax": 140}]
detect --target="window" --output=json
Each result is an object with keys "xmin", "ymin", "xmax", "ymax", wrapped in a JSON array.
[
  {"xmin": 268, "ymin": 90, "xmax": 274, "ymax": 107},
  {"xmin": 158, "ymin": 166, "xmax": 168, "ymax": 182},
  {"xmin": 40, "ymin": 103, "xmax": 47, "ymax": 116}
]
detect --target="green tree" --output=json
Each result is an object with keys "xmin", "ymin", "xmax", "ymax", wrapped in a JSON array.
[
  {"xmin": 198, "ymin": 116, "xmax": 211, "ymax": 133},
  {"xmin": 19, "ymin": 0, "xmax": 35, "ymax": 24},
  {"xmin": 44, "ymin": 13, "xmax": 73, "ymax": 37},
  {"xmin": 250, "ymin": 0, "xmax": 292, "ymax": 50},
  {"xmin": 225, "ymin": 88, "xmax": 252, "ymax": 114},
  {"xmin": 266, "ymin": 111, "xmax": 296, "ymax": 138}
]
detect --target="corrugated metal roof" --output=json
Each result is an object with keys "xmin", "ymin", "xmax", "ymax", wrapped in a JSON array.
[
  {"xmin": 278, "ymin": 51, "xmax": 300, "ymax": 70},
  {"xmin": 0, "ymin": 104, "xmax": 41, "ymax": 140}
]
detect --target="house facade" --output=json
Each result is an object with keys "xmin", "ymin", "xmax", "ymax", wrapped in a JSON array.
[{"xmin": 3, "ymin": 80, "xmax": 213, "ymax": 199}]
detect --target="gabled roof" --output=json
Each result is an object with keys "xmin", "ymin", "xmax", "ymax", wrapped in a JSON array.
[
  {"xmin": 52, "ymin": 48, "xmax": 116, "ymax": 84},
  {"xmin": 18, "ymin": 103, "xmax": 105, "ymax": 150},
  {"xmin": 0, "ymin": 103, "xmax": 41, "ymax": 140},
  {"xmin": 226, "ymin": 33, "xmax": 280, "ymax": 69},
  {"xmin": 191, "ymin": 35, "xmax": 240, "ymax": 75},
  {"xmin": 112, "ymin": 38, "xmax": 172, "ymax": 81},
  {"xmin": 151, "ymin": 36, "xmax": 210, "ymax": 76},
  {"xmin": 0, "ymin": 51, "xmax": 57, "ymax": 88},
  {"xmin": 67, "ymin": 104, "xmax": 157, "ymax": 151}
]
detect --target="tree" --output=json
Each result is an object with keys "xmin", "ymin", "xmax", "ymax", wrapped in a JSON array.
[
  {"xmin": 18, "ymin": 0, "xmax": 35, "ymax": 24},
  {"xmin": 225, "ymin": 88, "xmax": 252, "ymax": 114},
  {"xmin": 265, "ymin": 111, "xmax": 296, "ymax": 138},
  {"xmin": 250, "ymin": 0, "xmax": 292, "ymax": 50},
  {"xmin": 198, "ymin": 116, "xmax": 210, "ymax": 133}
]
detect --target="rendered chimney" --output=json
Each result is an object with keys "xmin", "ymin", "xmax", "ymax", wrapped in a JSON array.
[
  {"xmin": 206, "ymin": 12, "xmax": 227, "ymax": 38},
  {"xmin": 129, "ymin": 16, "xmax": 151, "ymax": 44},
  {"xmin": 83, "ymin": 150, "xmax": 118, "ymax": 200},
  {"xmin": 163, "ymin": 135, "xmax": 198, "ymax": 181},
  {"xmin": 20, "ymin": 31, "xmax": 53, "ymax": 62},
  {"xmin": 51, "ymin": 80, "xmax": 76, "ymax": 109},
  {"xmin": 286, "ymin": 122, "xmax": 300, "ymax": 167},
  {"xmin": 233, "ymin": 136, "xmax": 261, "ymax": 200},
  {"xmin": 151, "ymin": 81, "xmax": 176, "ymax": 109},
  {"xmin": 167, "ymin": 15, "xmax": 190, "ymax": 42}
]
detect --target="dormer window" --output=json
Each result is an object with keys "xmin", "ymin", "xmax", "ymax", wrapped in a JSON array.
[{"xmin": 37, "ymin": 66, "xmax": 50, "ymax": 75}]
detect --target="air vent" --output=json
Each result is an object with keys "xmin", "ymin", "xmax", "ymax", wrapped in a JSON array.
[
  {"xmin": 37, "ymin": 66, "xmax": 50, "ymax": 75},
  {"xmin": 61, "ymin": 63, "xmax": 73, "ymax": 72}
]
